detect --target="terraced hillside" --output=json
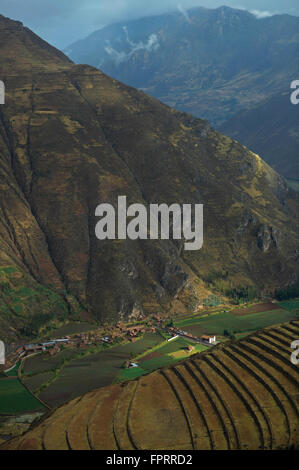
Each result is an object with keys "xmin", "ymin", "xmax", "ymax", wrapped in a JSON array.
[{"xmin": 2, "ymin": 321, "xmax": 298, "ymax": 450}]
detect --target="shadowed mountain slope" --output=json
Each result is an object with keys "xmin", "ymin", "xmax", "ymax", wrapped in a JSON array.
[
  {"xmin": 220, "ymin": 91, "xmax": 299, "ymax": 180},
  {"xmin": 0, "ymin": 14, "xmax": 298, "ymax": 341}
]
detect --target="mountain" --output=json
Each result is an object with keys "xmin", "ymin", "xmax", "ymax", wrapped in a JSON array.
[
  {"xmin": 2, "ymin": 320, "xmax": 299, "ymax": 450},
  {"xmin": 65, "ymin": 6, "xmax": 299, "ymax": 127},
  {"xmin": 220, "ymin": 91, "xmax": 299, "ymax": 180},
  {"xmin": 0, "ymin": 14, "xmax": 298, "ymax": 342},
  {"xmin": 65, "ymin": 6, "xmax": 299, "ymax": 179}
]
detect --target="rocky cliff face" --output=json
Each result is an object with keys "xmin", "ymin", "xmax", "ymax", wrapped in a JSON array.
[{"xmin": 0, "ymin": 14, "xmax": 298, "ymax": 341}]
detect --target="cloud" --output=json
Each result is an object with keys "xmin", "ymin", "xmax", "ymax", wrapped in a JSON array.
[
  {"xmin": 177, "ymin": 4, "xmax": 192, "ymax": 23},
  {"xmin": 104, "ymin": 27, "xmax": 160, "ymax": 65},
  {"xmin": 0, "ymin": 0, "xmax": 298, "ymax": 48},
  {"xmin": 250, "ymin": 9, "xmax": 276, "ymax": 19}
]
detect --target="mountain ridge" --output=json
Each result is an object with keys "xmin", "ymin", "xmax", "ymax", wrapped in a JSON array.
[
  {"xmin": 65, "ymin": 6, "xmax": 299, "ymax": 178},
  {"xmin": 65, "ymin": 5, "xmax": 299, "ymax": 125}
]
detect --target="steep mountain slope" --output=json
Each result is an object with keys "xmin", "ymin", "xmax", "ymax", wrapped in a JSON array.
[
  {"xmin": 220, "ymin": 91, "xmax": 299, "ymax": 180},
  {"xmin": 2, "ymin": 321, "xmax": 299, "ymax": 450},
  {"xmin": 66, "ymin": 6, "xmax": 299, "ymax": 128},
  {"xmin": 0, "ymin": 14, "xmax": 298, "ymax": 342}
]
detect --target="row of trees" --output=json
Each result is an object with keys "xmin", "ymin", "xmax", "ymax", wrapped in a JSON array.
[
  {"xmin": 224, "ymin": 285, "xmax": 257, "ymax": 304},
  {"xmin": 274, "ymin": 283, "xmax": 299, "ymax": 301}
]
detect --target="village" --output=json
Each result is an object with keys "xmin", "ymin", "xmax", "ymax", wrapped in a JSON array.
[{"xmin": 2, "ymin": 313, "xmax": 217, "ymax": 373}]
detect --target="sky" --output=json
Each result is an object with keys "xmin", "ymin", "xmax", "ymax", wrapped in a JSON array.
[{"xmin": 1, "ymin": 0, "xmax": 299, "ymax": 49}]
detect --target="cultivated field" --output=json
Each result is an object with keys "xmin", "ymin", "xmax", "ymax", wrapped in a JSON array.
[
  {"xmin": 116, "ymin": 337, "xmax": 208, "ymax": 382},
  {"xmin": 174, "ymin": 304, "xmax": 299, "ymax": 337},
  {"xmin": 230, "ymin": 302, "xmax": 281, "ymax": 316},
  {"xmin": 279, "ymin": 299, "xmax": 299, "ymax": 311},
  {"xmin": 25, "ymin": 333, "xmax": 164, "ymax": 407},
  {"xmin": 3, "ymin": 320, "xmax": 298, "ymax": 450},
  {"xmin": 0, "ymin": 378, "xmax": 46, "ymax": 414}
]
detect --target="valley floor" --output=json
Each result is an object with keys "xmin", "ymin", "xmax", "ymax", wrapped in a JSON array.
[
  {"xmin": 2, "ymin": 317, "xmax": 298, "ymax": 450},
  {"xmin": 0, "ymin": 299, "xmax": 298, "ymax": 442}
]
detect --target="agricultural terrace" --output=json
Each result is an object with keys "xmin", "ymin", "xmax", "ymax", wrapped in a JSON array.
[{"xmin": 3, "ymin": 320, "xmax": 298, "ymax": 450}]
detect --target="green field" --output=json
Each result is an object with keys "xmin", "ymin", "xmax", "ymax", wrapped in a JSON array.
[
  {"xmin": 175, "ymin": 308, "xmax": 299, "ymax": 336},
  {"xmin": 0, "ymin": 378, "xmax": 46, "ymax": 414},
  {"xmin": 117, "ymin": 337, "xmax": 208, "ymax": 382},
  {"xmin": 279, "ymin": 299, "xmax": 299, "ymax": 311},
  {"xmin": 5, "ymin": 361, "xmax": 21, "ymax": 377},
  {"xmin": 117, "ymin": 356, "xmax": 178, "ymax": 381}
]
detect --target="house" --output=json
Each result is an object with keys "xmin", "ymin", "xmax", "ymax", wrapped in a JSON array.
[
  {"xmin": 187, "ymin": 345, "xmax": 195, "ymax": 352},
  {"xmin": 48, "ymin": 344, "xmax": 60, "ymax": 356},
  {"xmin": 201, "ymin": 335, "xmax": 216, "ymax": 344},
  {"xmin": 24, "ymin": 344, "xmax": 43, "ymax": 354},
  {"xmin": 102, "ymin": 337, "xmax": 111, "ymax": 343}
]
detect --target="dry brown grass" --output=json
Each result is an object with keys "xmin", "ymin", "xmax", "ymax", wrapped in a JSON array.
[
  {"xmin": 88, "ymin": 385, "xmax": 122, "ymax": 450},
  {"xmin": 129, "ymin": 372, "xmax": 192, "ymax": 450}
]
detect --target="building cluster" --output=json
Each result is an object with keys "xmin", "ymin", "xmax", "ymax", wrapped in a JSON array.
[
  {"xmin": 5, "ymin": 338, "xmax": 72, "ymax": 365},
  {"xmin": 113, "ymin": 322, "xmax": 156, "ymax": 342},
  {"xmin": 72, "ymin": 321, "xmax": 157, "ymax": 349}
]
